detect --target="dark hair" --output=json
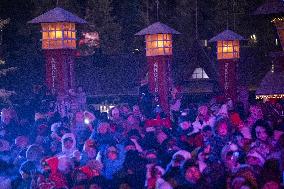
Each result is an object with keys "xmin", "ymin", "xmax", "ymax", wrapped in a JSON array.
[
  {"xmin": 214, "ymin": 117, "xmax": 232, "ymax": 135},
  {"xmin": 251, "ymin": 119, "xmax": 273, "ymax": 140}
]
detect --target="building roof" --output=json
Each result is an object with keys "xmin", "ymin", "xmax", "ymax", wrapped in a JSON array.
[
  {"xmin": 135, "ymin": 22, "xmax": 181, "ymax": 35},
  {"xmin": 28, "ymin": 7, "xmax": 87, "ymax": 24},
  {"xmin": 209, "ymin": 30, "xmax": 245, "ymax": 42},
  {"xmin": 256, "ymin": 70, "xmax": 284, "ymax": 95},
  {"xmin": 253, "ymin": 0, "xmax": 284, "ymax": 15}
]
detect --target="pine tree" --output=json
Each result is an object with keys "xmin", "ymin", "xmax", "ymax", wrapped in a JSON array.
[
  {"xmin": 85, "ymin": 0, "xmax": 124, "ymax": 55},
  {"xmin": 169, "ymin": 0, "xmax": 196, "ymax": 51},
  {"xmin": 116, "ymin": 0, "xmax": 143, "ymax": 52}
]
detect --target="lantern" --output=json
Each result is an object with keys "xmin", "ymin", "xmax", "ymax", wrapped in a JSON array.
[
  {"xmin": 28, "ymin": 7, "xmax": 86, "ymax": 95},
  {"xmin": 209, "ymin": 30, "xmax": 244, "ymax": 101},
  {"xmin": 136, "ymin": 22, "xmax": 180, "ymax": 113}
]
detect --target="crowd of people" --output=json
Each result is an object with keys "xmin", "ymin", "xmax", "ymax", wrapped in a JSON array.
[{"xmin": 0, "ymin": 87, "xmax": 284, "ymax": 189}]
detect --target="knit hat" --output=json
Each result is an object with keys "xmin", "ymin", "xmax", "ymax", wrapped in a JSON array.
[
  {"xmin": 247, "ymin": 151, "xmax": 265, "ymax": 166},
  {"xmin": 26, "ymin": 144, "xmax": 44, "ymax": 161},
  {"xmin": 45, "ymin": 156, "xmax": 59, "ymax": 173},
  {"xmin": 230, "ymin": 112, "xmax": 242, "ymax": 126},
  {"xmin": 87, "ymin": 159, "xmax": 103, "ymax": 173},
  {"xmin": 79, "ymin": 166, "xmax": 94, "ymax": 179}
]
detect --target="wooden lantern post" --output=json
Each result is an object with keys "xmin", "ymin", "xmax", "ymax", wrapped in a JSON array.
[
  {"xmin": 28, "ymin": 7, "xmax": 87, "ymax": 95},
  {"xmin": 209, "ymin": 30, "xmax": 244, "ymax": 101},
  {"xmin": 135, "ymin": 22, "xmax": 180, "ymax": 113}
]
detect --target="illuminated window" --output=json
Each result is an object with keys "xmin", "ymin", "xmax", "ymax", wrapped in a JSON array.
[
  {"xmin": 217, "ymin": 40, "xmax": 240, "ymax": 60},
  {"xmin": 145, "ymin": 34, "xmax": 172, "ymax": 56},
  {"xmin": 192, "ymin": 67, "xmax": 209, "ymax": 79},
  {"xmin": 41, "ymin": 22, "xmax": 76, "ymax": 49}
]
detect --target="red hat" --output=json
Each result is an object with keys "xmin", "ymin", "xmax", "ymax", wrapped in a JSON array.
[
  {"xmin": 230, "ymin": 112, "xmax": 242, "ymax": 126},
  {"xmin": 45, "ymin": 156, "xmax": 59, "ymax": 173},
  {"xmin": 79, "ymin": 166, "xmax": 94, "ymax": 179}
]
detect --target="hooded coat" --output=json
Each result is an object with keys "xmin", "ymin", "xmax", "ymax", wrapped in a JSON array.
[{"xmin": 60, "ymin": 133, "xmax": 77, "ymax": 158}]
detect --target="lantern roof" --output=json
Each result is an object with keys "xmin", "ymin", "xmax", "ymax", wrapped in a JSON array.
[
  {"xmin": 28, "ymin": 7, "xmax": 87, "ymax": 24},
  {"xmin": 135, "ymin": 22, "xmax": 180, "ymax": 35},
  {"xmin": 208, "ymin": 29, "xmax": 245, "ymax": 42},
  {"xmin": 256, "ymin": 70, "xmax": 284, "ymax": 96},
  {"xmin": 253, "ymin": 0, "xmax": 284, "ymax": 15}
]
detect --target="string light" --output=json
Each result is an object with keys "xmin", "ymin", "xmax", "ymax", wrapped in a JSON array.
[
  {"xmin": 256, "ymin": 94, "xmax": 284, "ymax": 99},
  {"xmin": 271, "ymin": 17, "xmax": 284, "ymax": 23}
]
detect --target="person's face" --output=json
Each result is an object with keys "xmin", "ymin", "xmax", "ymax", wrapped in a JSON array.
[
  {"xmin": 202, "ymin": 130, "xmax": 213, "ymax": 139},
  {"xmin": 97, "ymin": 123, "xmax": 109, "ymax": 134},
  {"xmin": 112, "ymin": 108, "xmax": 120, "ymax": 119},
  {"xmin": 274, "ymin": 130, "xmax": 284, "ymax": 141},
  {"xmin": 107, "ymin": 151, "xmax": 118, "ymax": 160},
  {"xmin": 86, "ymin": 147, "xmax": 97, "ymax": 158},
  {"xmin": 255, "ymin": 126, "xmax": 268, "ymax": 141},
  {"xmin": 180, "ymin": 121, "xmax": 191, "ymax": 130},
  {"xmin": 15, "ymin": 137, "xmax": 28, "ymax": 148},
  {"xmin": 185, "ymin": 166, "xmax": 201, "ymax": 183},
  {"xmin": 63, "ymin": 138, "xmax": 73, "ymax": 149},
  {"xmin": 218, "ymin": 122, "xmax": 228, "ymax": 136},
  {"xmin": 75, "ymin": 112, "xmax": 84, "ymax": 123},
  {"xmin": 236, "ymin": 135, "xmax": 245, "ymax": 148},
  {"xmin": 246, "ymin": 155, "xmax": 261, "ymax": 166},
  {"xmin": 127, "ymin": 115, "xmax": 135, "ymax": 124},
  {"xmin": 199, "ymin": 106, "xmax": 208, "ymax": 116},
  {"xmin": 122, "ymin": 106, "xmax": 129, "ymax": 113}
]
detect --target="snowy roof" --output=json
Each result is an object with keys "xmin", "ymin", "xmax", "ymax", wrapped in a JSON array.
[
  {"xmin": 208, "ymin": 30, "xmax": 245, "ymax": 42},
  {"xmin": 253, "ymin": 0, "xmax": 284, "ymax": 15},
  {"xmin": 256, "ymin": 71, "xmax": 284, "ymax": 95},
  {"xmin": 135, "ymin": 22, "xmax": 180, "ymax": 35},
  {"xmin": 28, "ymin": 7, "xmax": 87, "ymax": 24}
]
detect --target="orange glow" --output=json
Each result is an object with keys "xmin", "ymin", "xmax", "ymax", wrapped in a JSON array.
[
  {"xmin": 145, "ymin": 34, "xmax": 173, "ymax": 56},
  {"xmin": 41, "ymin": 22, "xmax": 76, "ymax": 49},
  {"xmin": 217, "ymin": 40, "xmax": 240, "ymax": 60}
]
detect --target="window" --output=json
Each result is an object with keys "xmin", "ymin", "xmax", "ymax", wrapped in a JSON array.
[
  {"xmin": 192, "ymin": 67, "xmax": 209, "ymax": 79},
  {"xmin": 41, "ymin": 22, "xmax": 76, "ymax": 49},
  {"xmin": 145, "ymin": 34, "xmax": 172, "ymax": 56},
  {"xmin": 217, "ymin": 40, "xmax": 240, "ymax": 60}
]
